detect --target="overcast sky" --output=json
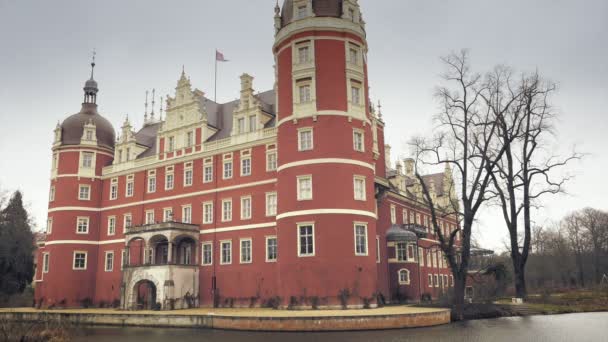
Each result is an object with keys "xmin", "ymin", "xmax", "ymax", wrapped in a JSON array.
[{"xmin": 0, "ymin": 0, "xmax": 606, "ymax": 252}]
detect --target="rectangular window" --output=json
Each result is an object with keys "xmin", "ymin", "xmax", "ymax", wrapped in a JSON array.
[
  {"xmin": 145, "ymin": 210, "xmax": 155, "ymax": 224},
  {"xmin": 298, "ymin": 46, "xmax": 310, "ymax": 64},
  {"xmin": 390, "ymin": 205, "xmax": 396, "ymax": 224},
  {"xmin": 297, "ymin": 5, "xmax": 307, "ymax": 19},
  {"xmin": 241, "ymin": 196, "xmax": 252, "ymax": 220},
  {"xmin": 121, "ymin": 249, "xmax": 127, "ymax": 269},
  {"xmin": 168, "ymin": 136, "xmax": 175, "ymax": 151},
  {"xmin": 220, "ymin": 241, "xmax": 232, "ymax": 265},
  {"xmin": 353, "ymin": 130, "xmax": 364, "ymax": 152},
  {"xmin": 49, "ymin": 186, "xmax": 55, "ymax": 202},
  {"xmin": 266, "ymin": 151, "xmax": 277, "ymax": 171},
  {"xmin": 43, "ymin": 253, "xmax": 50, "ymax": 273},
  {"xmin": 110, "ymin": 178, "xmax": 118, "ymax": 200},
  {"xmin": 126, "ymin": 175, "xmax": 134, "ymax": 197},
  {"xmin": 73, "ymin": 251, "xmax": 87, "ymax": 270},
  {"xmin": 297, "ymin": 175, "xmax": 313, "ymax": 200},
  {"xmin": 353, "ymin": 176, "xmax": 366, "ymax": 201},
  {"xmin": 249, "ymin": 115, "xmax": 257, "ymax": 131},
  {"xmin": 351, "ymin": 84, "xmax": 361, "ymax": 105},
  {"xmin": 165, "ymin": 173, "xmax": 174, "ymax": 190},
  {"xmin": 148, "ymin": 175, "xmax": 156, "ymax": 193},
  {"xmin": 407, "ymin": 244, "xmax": 415, "ymax": 261},
  {"xmin": 410, "ymin": 212, "xmax": 415, "ymax": 224},
  {"xmin": 186, "ymin": 131, "xmax": 194, "ymax": 147},
  {"xmin": 241, "ymin": 158, "xmax": 251, "ymax": 176},
  {"xmin": 266, "ymin": 236, "xmax": 277, "ymax": 262},
  {"xmin": 237, "ymin": 118, "xmax": 245, "ymax": 134},
  {"xmin": 427, "ymin": 250, "xmax": 432, "ymax": 266},
  {"xmin": 222, "ymin": 199, "xmax": 232, "ymax": 222},
  {"xmin": 223, "ymin": 161, "xmax": 233, "ymax": 179},
  {"xmin": 298, "ymin": 224, "xmax": 314, "ymax": 257},
  {"xmin": 163, "ymin": 208, "xmax": 173, "ymax": 222},
  {"xmin": 428, "ymin": 274, "xmax": 433, "ymax": 288},
  {"xmin": 298, "ymin": 128, "xmax": 313, "ymax": 151},
  {"xmin": 202, "ymin": 242, "xmax": 213, "ymax": 266},
  {"xmin": 402, "ymin": 210, "xmax": 408, "ymax": 225},
  {"xmin": 203, "ymin": 164, "xmax": 213, "ymax": 183},
  {"xmin": 124, "ymin": 214, "xmax": 132, "ymax": 232},
  {"xmin": 434, "ymin": 274, "xmax": 439, "ymax": 287},
  {"xmin": 396, "ymin": 242, "xmax": 407, "ymax": 261},
  {"xmin": 46, "ymin": 218, "xmax": 53, "ymax": 234},
  {"xmin": 76, "ymin": 217, "xmax": 89, "ymax": 234},
  {"xmin": 354, "ymin": 223, "xmax": 368, "ymax": 256},
  {"xmin": 419, "ymin": 247, "xmax": 425, "ymax": 266},
  {"xmin": 298, "ymin": 84, "xmax": 311, "ymax": 103},
  {"xmin": 240, "ymin": 239, "xmax": 252, "ymax": 264},
  {"xmin": 78, "ymin": 185, "xmax": 90, "ymax": 200},
  {"xmin": 105, "ymin": 252, "xmax": 114, "ymax": 272},
  {"xmin": 184, "ymin": 167, "xmax": 193, "ymax": 186},
  {"xmin": 349, "ymin": 47, "xmax": 359, "ymax": 65},
  {"xmin": 182, "ymin": 205, "xmax": 192, "ymax": 224},
  {"xmin": 107, "ymin": 216, "xmax": 116, "ymax": 236},
  {"xmin": 203, "ymin": 202, "xmax": 213, "ymax": 224},
  {"xmin": 266, "ymin": 192, "xmax": 277, "ymax": 216},
  {"xmin": 82, "ymin": 152, "xmax": 94, "ymax": 168}
]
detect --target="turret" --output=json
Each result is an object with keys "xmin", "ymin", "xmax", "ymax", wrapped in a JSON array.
[{"xmin": 273, "ymin": 0, "xmax": 377, "ymax": 308}]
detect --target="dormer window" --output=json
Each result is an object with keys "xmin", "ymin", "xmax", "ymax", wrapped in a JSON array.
[
  {"xmin": 186, "ymin": 131, "xmax": 194, "ymax": 147},
  {"xmin": 297, "ymin": 5, "xmax": 307, "ymax": 19},
  {"xmin": 168, "ymin": 136, "xmax": 175, "ymax": 151},
  {"xmin": 125, "ymin": 148, "xmax": 130, "ymax": 161},
  {"xmin": 85, "ymin": 130, "xmax": 93, "ymax": 141},
  {"xmin": 249, "ymin": 115, "xmax": 257, "ymax": 131},
  {"xmin": 237, "ymin": 118, "xmax": 245, "ymax": 134}
]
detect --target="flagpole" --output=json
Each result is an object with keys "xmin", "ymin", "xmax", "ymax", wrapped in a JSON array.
[{"xmin": 214, "ymin": 49, "xmax": 218, "ymax": 103}]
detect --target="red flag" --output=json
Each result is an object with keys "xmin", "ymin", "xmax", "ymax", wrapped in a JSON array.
[{"xmin": 216, "ymin": 50, "xmax": 228, "ymax": 62}]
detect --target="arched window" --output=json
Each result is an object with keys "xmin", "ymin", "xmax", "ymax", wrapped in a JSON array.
[{"xmin": 398, "ymin": 268, "xmax": 410, "ymax": 285}]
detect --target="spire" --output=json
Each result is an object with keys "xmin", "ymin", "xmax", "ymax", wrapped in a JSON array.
[
  {"xmin": 83, "ymin": 49, "xmax": 99, "ymax": 105},
  {"xmin": 159, "ymin": 95, "xmax": 164, "ymax": 121},
  {"xmin": 144, "ymin": 90, "xmax": 149, "ymax": 123},
  {"xmin": 377, "ymin": 100, "xmax": 383, "ymax": 119},
  {"xmin": 150, "ymin": 88, "xmax": 156, "ymax": 121}
]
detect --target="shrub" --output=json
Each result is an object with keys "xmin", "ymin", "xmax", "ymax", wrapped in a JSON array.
[
  {"xmin": 311, "ymin": 296, "xmax": 320, "ymax": 310},
  {"xmin": 338, "ymin": 288, "xmax": 351, "ymax": 309},
  {"xmin": 112, "ymin": 299, "xmax": 121, "ymax": 309},
  {"xmin": 80, "ymin": 297, "xmax": 93, "ymax": 308},
  {"xmin": 287, "ymin": 296, "xmax": 299, "ymax": 310}
]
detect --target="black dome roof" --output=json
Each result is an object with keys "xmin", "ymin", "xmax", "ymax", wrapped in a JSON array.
[{"xmin": 60, "ymin": 103, "xmax": 115, "ymax": 149}]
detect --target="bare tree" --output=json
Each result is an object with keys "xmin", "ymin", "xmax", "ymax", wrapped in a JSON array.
[
  {"xmin": 487, "ymin": 71, "xmax": 581, "ymax": 298},
  {"xmin": 411, "ymin": 50, "xmax": 509, "ymax": 320},
  {"xmin": 577, "ymin": 208, "xmax": 608, "ymax": 284},
  {"xmin": 563, "ymin": 212, "xmax": 588, "ymax": 287}
]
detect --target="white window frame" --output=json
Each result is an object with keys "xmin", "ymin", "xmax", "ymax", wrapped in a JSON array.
[
  {"xmin": 240, "ymin": 238, "xmax": 252, "ymax": 264},
  {"xmin": 241, "ymin": 157, "xmax": 251, "ymax": 176},
  {"xmin": 354, "ymin": 223, "xmax": 368, "ymax": 256},
  {"xmin": 376, "ymin": 236, "xmax": 380, "ymax": 263},
  {"xmin": 76, "ymin": 216, "xmax": 89, "ymax": 234},
  {"xmin": 145, "ymin": 210, "xmax": 155, "ymax": 225},
  {"xmin": 107, "ymin": 216, "xmax": 116, "ymax": 236},
  {"xmin": 266, "ymin": 151, "xmax": 277, "ymax": 171},
  {"xmin": 396, "ymin": 242, "xmax": 407, "ymax": 262},
  {"xmin": 182, "ymin": 205, "xmax": 192, "ymax": 224},
  {"xmin": 148, "ymin": 172, "xmax": 156, "ymax": 193},
  {"xmin": 353, "ymin": 129, "xmax": 364, "ymax": 152},
  {"xmin": 220, "ymin": 240, "xmax": 232, "ymax": 265},
  {"xmin": 419, "ymin": 247, "xmax": 425, "ymax": 266},
  {"xmin": 163, "ymin": 207, "xmax": 173, "ymax": 222},
  {"xmin": 223, "ymin": 160, "xmax": 233, "ymax": 179},
  {"xmin": 73, "ymin": 251, "xmax": 88, "ymax": 270},
  {"xmin": 297, "ymin": 175, "xmax": 313, "ymax": 201},
  {"xmin": 398, "ymin": 268, "xmax": 410, "ymax": 285},
  {"xmin": 81, "ymin": 152, "xmax": 94, "ymax": 168},
  {"xmin": 46, "ymin": 218, "xmax": 53, "ymax": 234},
  {"xmin": 297, "ymin": 222, "xmax": 315, "ymax": 257},
  {"xmin": 78, "ymin": 184, "xmax": 91, "ymax": 201},
  {"xmin": 110, "ymin": 178, "xmax": 118, "ymax": 200},
  {"xmin": 202, "ymin": 242, "xmax": 213, "ymax": 266},
  {"xmin": 240, "ymin": 196, "xmax": 252, "ymax": 220},
  {"xmin": 49, "ymin": 186, "xmax": 55, "ymax": 202},
  {"xmin": 351, "ymin": 82, "xmax": 361, "ymax": 105},
  {"xmin": 265, "ymin": 192, "xmax": 277, "ymax": 216},
  {"xmin": 428, "ymin": 274, "xmax": 433, "ymax": 288},
  {"xmin": 202, "ymin": 201, "xmax": 213, "ymax": 224},
  {"xmin": 123, "ymin": 213, "xmax": 132, "ymax": 232},
  {"xmin": 184, "ymin": 164, "xmax": 193, "ymax": 187},
  {"xmin": 297, "ymin": 127, "xmax": 313, "ymax": 151},
  {"xmin": 298, "ymin": 81, "xmax": 312, "ymax": 104},
  {"xmin": 165, "ymin": 170, "xmax": 174, "ymax": 190},
  {"xmin": 390, "ymin": 204, "xmax": 396, "ymax": 224},
  {"xmin": 353, "ymin": 176, "xmax": 366, "ymax": 201},
  {"xmin": 42, "ymin": 252, "xmax": 50, "ymax": 273},
  {"xmin": 104, "ymin": 251, "xmax": 114, "ymax": 272},
  {"xmin": 203, "ymin": 158, "xmax": 213, "ymax": 183},
  {"xmin": 222, "ymin": 199, "xmax": 232, "ymax": 222},
  {"xmin": 266, "ymin": 236, "xmax": 278, "ymax": 262}
]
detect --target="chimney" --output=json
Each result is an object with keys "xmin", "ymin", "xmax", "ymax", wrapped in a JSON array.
[{"xmin": 404, "ymin": 158, "xmax": 415, "ymax": 177}]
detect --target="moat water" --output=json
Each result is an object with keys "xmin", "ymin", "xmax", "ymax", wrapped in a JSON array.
[{"xmin": 73, "ymin": 312, "xmax": 607, "ymax": 342}]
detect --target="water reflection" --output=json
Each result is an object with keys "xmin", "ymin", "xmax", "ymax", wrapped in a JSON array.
[{"xmin": 74, "ymin": 312, "xmax": 607, "ymax": 342}]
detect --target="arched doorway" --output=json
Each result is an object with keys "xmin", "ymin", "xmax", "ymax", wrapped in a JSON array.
[{"xmin": 134, "ymin": 279, "xmax": 157, "ymax": 310}]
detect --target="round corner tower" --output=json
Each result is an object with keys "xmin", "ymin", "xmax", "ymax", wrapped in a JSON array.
[
  {"xmin": 273, "ymin": 0, "xmax": 378, "ymax": 307},
  {"xmin": 35, "ymin": 60, "xmax": 116, "ymax": 308}
]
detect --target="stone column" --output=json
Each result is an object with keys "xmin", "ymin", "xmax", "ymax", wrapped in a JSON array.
[{"xmin": 168, "ymin": 242, "xmax": 173, "ymax": 264}]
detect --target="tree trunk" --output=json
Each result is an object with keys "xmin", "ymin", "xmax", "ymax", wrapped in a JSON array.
[
  {"xmin": 452, "ymin": 272, "xmax": 466, "ymax": 321},
  {"xmin": 513, "ymin": 263, "xmax": 527, "ymax": 298}
]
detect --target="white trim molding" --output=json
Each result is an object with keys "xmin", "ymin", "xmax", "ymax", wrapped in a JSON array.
[
  {"xmin": 278, "ymin": 158, "xmax": 374, "ymax": 172},
  {"xmin": 277, "ymin": 209, "xmax": 376, "ymax": 220}
]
